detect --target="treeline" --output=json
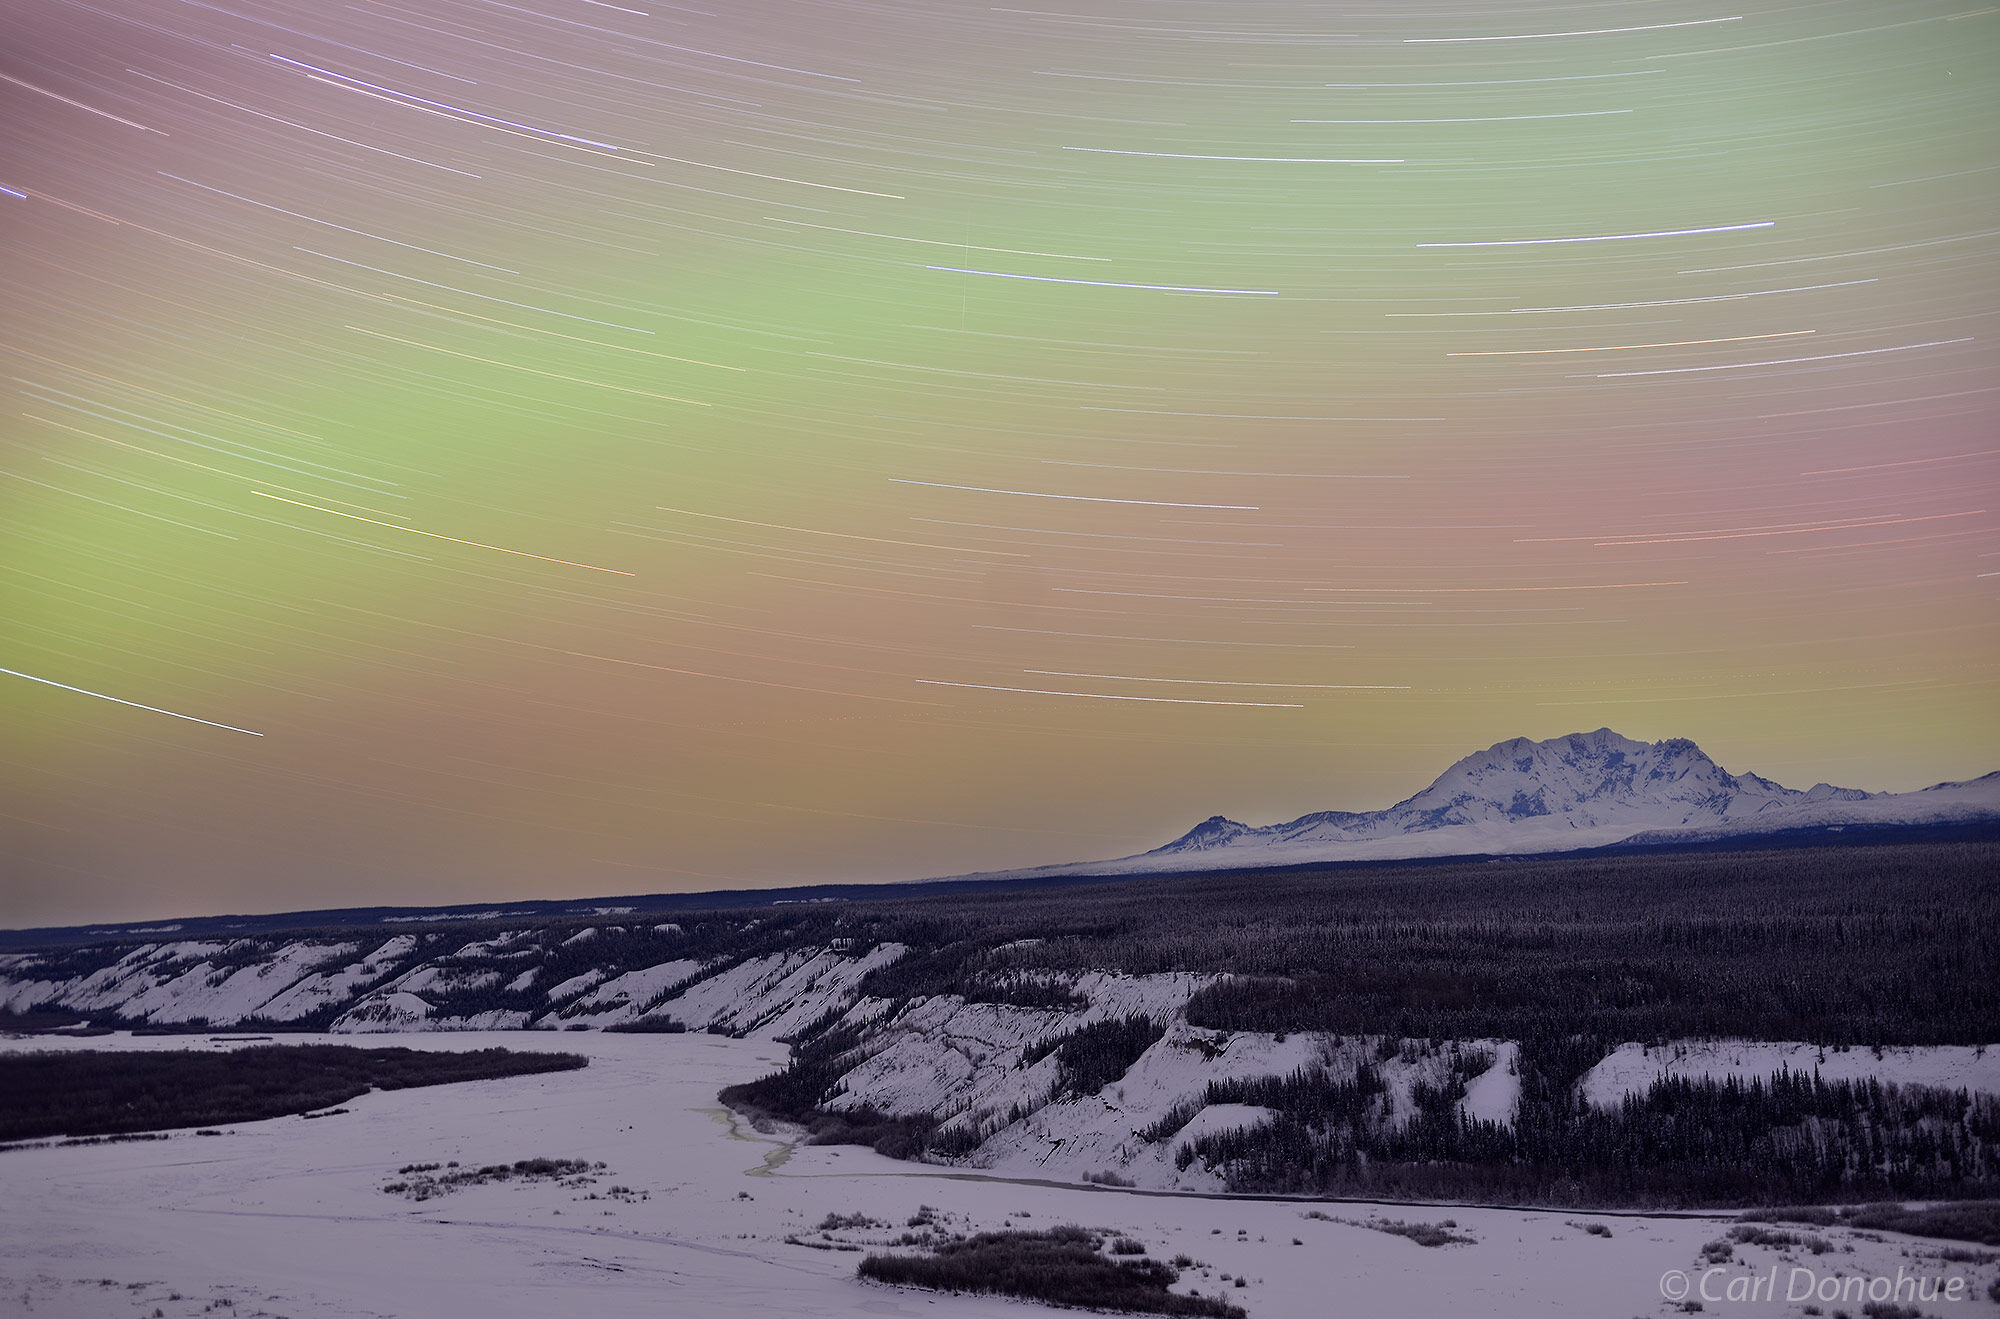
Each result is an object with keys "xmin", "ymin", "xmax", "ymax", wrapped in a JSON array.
[
  {"xmin": 18, "ymin": 841, "xmax": 1996, "ymax": 1046},
  {"xmin": 862, "ymin": 842, "xmax": 2000, "ymax": 1046},
  {"xmin": 13, "ymin": 840, "xmax": 1999, "ymax": 1208},
  {"xmin": 0, "ymin": 1045, "xmax": 587, "ymax": 1140},
  {"xmin": 712, "ymin": 841, "xmax": 2000, "ymax": 1206},
  {"xmin": 1744, "ymin": 1200, "xmax": 2000, "ymax": 1246},
  {"xmin": 1026, "ymin": 1015, "xmax": 1167, "ymax": 1100},
  {"xmin": 719, "ymin": 1022, "xmax": 942, "ymax": 1159},
  {"xmin": 1175, "ymin": 1045, "xmax": 2000, "ymax": 1208}
]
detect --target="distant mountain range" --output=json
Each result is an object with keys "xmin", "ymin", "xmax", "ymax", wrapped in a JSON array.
[
  {"xmin": 6, "ymin": 729, "xmax": 1993, "ymax": 948},
  {"xmin": 1000, "ymin": 728, "xmax": 2000, "ymax": 879}
]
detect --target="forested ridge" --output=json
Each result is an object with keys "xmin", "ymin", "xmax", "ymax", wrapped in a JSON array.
[
  {"xmin": 720, "ymin": 841, "xmax": 2000, "ymax": 1207},
  {"xmin": 11, "ymin": 840, "xmax": 1996, "ymax": 1207},
  {"xmin": 16, "ymin": 840, "xmax": 1995, "ymax": 1043}
]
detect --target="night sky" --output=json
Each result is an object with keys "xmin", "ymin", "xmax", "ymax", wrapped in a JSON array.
[{"xmin": 3, "ymin": 0, "xmax": 1995, "ymax": 925}]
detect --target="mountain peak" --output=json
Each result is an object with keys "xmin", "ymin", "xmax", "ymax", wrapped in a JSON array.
[
  {"xmin": 1153, "ymin": 730, "xmax": 1858, "ymax": 857},
  {"xmin": 1160, "ymin": 814, "xmax": 1256, "ymax": 852}
]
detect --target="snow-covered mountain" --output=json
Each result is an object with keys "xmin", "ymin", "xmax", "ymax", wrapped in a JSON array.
[{"xmin": 1059, "ymin": 729, "xmax": 2000, "ymax": 876}]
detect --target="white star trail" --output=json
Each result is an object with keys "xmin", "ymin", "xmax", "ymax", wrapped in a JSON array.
[
  {"xmin": 0, "ymin": 0, "xmax": 1989, "ymax": 922},
  {"xmin": 0, "ymin": 666, "xmax": 264, "ymax": 736}
]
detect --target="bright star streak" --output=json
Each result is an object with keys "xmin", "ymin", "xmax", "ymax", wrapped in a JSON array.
[
  {"xmin": 1063, "ymin": 147, "xmax": 1403, "ymax": 163},
  {"xmin": 890, "ymin": 478, "xmax": 1258, "ymax": 510},
  {"xmin": 252, "ymin": 492, "xmax": 635, "ymax": 574},
  {"xmin": 1419, "ymin": 221, "xmax": 1773, "ymax": 248},
  {"xmin": 1, "ymin": 666, "xmax": 263, "ymax": 736},
  {"xmin": 1293, "ymin": 110, "xmax": 1632, "ymax": 124},
  {"xmin": 1026, "ymin": 670, "xmax": 1410, "ymax": 690},
  {"xmin": 266, "ymin": 55, "xmax": 619, "ymax": 149},
  {"xmin": 1386, "ymin": 279, "xmax": 1876, "ymax": 318},
  {"xmin": 1593, "ymin": 337, "xmax": 1973, "ymax": 377},
  {"xmin": 1304, "ymin": 582, "xmax": 1688, "ymax": 592},
  {"xmin": 1803, "ymin": 449, "xmax": 2000, "ymax": 476},
  {"xmin": 918, "ymin": 679, "xmax": 1303, "ymax": 708},
  {"xmin": 0, "ymin": 72, "xmax": 165, "ymax": 133},
  {"xmin": 1405, "ymin": 16, "xmax": 1741, "ymax": 42},
  {"xmin": 655, "ymin": 506, "xmax": 1028, "ymax": 557},
  {"xmin": 926, "ymin": 266, "xmax": 1280, "ymax": 296},
  {"xmin": 1449, "ymin": 331, "xmax": 1814, "ymax": 357},
  {"xmin": 1574, "ymin": 511, "xmax": 1986, "ymax": 546},
  {"xmin": 764, "ymin": 217, "xmax": 1108, "ymax": 261},
  {"xmin": 344, "ymin": 328, "xmax": 710, "ymax": 405}
]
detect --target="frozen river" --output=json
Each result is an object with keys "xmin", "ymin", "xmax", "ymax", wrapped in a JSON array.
[{"xmin": 1, "ymin": 1030, "xmax": 1990, "ymax": 1318}]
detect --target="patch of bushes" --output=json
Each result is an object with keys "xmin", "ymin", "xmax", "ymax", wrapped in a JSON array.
[
  {"xmin": 1739, "ymin": 1206, "xmax": 1839, "ymax": 1227},
  {"xmin": 786, "ymin": 1234, "xmax": 861, "ymax": 1252},
  {"xmin": 1933, "ymin": 1245, "xmax": 1995, "ymax": 1264},
  {"xmin": 1739, "ymin": 1201, "xmax": 2000, "ymax": 1246},
  {"xmin": 1318, "ymin": 1214, "xmax": 1474, "ymax": 1248},
  {"xmin": 1729, "ymin": 1224, "xmax": 1801, "ymax": 1248},
  {"xmin": 1859, "ymin": 1303, "xmax": 1923, "ymax": 1319},
  {"xmin": 799, "ymin": 1105, "xmax": 940, "ymax": 1160},
  {"xmin": 858, "ymin": 1225, "xmax": 1243, "ymax": 1318},
  {"xmin": 0, "ymin": 1009, "xmax": 111, "ymax": 1034},
  {"xmin": 819, "ymin": 1212, "xmax": 887, "ymax": 1231},
  {"xmin": 1842, "ymin": 1201, "xmax": 2000, "ymax": 1245},
  {"xmin": 0, "ymin": 1046, "xmax": 588, "ymax": 1139},
  {"xmin": 381, "ymin": 1156, "xmax": 603, "ymax": 1201},
  {"xmin": 43, "ymin": 1131, "xmax": 171, "ymax": 1149}
]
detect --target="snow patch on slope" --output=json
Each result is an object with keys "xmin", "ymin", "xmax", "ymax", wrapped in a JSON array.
[
  {"xmin": 826, "ymin": 973, "xmax": 1218, "ymax": 1134},
  {"xmin": 257, "ymin": 937, "xmax": 418, "ymax": 1022},
  {"xmin": 1579, "ymin": 1039, "xmax": 2000, "ymax": 1107},
  {"xmin": 545, "ymin": 971, "xmax": 606, "ymax": 1003},
  {"xmin": 333, "ymin": 991, "xmax": 435, "ymax": 1031},
  {"xmin": 1460, "ymin": 1040, "xmax": 1520, "ymax": 1125},
  {"xmin": 77, "ymin": 942, "xmax": 362, "ymax": 1025},
  {"xmin": 655, "ymin": 944, "xmax": 909, "ymax": 1040},
  {"xmin": 552, "ymin": 959, "xmax": 708, "ymax": 1028},
  {"xmin": 943, "ymin": 1026, "xmax": 1518, "ymax": 1191}
]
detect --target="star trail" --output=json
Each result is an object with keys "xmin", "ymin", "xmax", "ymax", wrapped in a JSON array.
[{"xmin": 2, "ymin": 0, "xmax": 1994, "ymax": 923}]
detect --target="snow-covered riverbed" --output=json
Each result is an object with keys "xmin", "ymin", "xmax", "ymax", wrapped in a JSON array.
[{"xmin": 2, "ymin": 1031, "xmax": 1992, "ymax": 1318}]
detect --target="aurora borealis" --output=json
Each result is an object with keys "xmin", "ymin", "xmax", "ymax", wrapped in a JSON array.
[{"xmin": 2, "ymin": 0, "xmax": 1995, "ymax": 925}]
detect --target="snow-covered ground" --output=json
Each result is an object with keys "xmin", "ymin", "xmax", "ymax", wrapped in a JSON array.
[
  {"xmin": 924, "ymin": 1023, "xmax": 1516, "ymax": 1192},
  {"xmin": 1580, "ymin": 1039, "xmax": 2000, "ymax": 1107},
  {"xmin": 7, "ymin": 1030, "xmax": 1994, "ymax": 1319},
  {"xmin": 11, "ymin": 929, "xmax": 1999, "ymax": 1203}
]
